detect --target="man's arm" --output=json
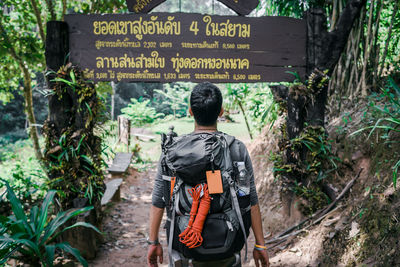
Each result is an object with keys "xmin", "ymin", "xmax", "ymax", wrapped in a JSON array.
[
  {"xmin": 251, "ymin": 203, "xmax": 265, "ymax": 246},
  {"xmin": 148, "ymin": 158, "xmax": 166, "ymax": 267},
  {"xmin": 147, "ymin": 205, "xmax": 164, "ymax": 267},
  {"xmin": 241, "ymin": 143, "xmax": 269, "ymax": 267},
  {"xmin": 149, "ymin": 205, "xmax": 164, "ymax": 241},
  {"xmin": 251, "ymin": 203, "xmax": 270, "ymax": 267}
]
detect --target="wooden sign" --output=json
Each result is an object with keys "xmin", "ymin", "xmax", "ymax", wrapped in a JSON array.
[
  {"xmin": 217, "ymin": 0, "xmax": 259, "ymax": 16},
  {"xmin": 126, "ymin": 0, "xmax": 166, "ymax": 13},
  {"xmin": 65, "ymin": 13, "xmax": 306, "ymax": 83}
]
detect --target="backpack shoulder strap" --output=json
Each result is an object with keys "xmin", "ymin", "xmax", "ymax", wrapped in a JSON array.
[{"xmin": 220, "ymin": 135, "xmax": 248, "ymax": 262}]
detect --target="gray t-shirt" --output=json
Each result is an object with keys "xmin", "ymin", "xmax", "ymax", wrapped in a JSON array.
[{"xmin": 151, "ymin": 136, "xmax": 258, "ymax": 209}]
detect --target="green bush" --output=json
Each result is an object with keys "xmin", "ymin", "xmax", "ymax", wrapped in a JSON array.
[
  {"xmin": 0, "ymin": 181, "xmax": 101, "ymax": 267},
  {"xmin": 154, "ymin": 83, "xmax": 192, "ymax": 118},
  {"xmin": 121, "ymin": 98, "xmax": 164, "ymax": 127},
  {"xmin": 246, "ymin": 84, "xmax": 280, "ymax": 133},
  {"xmin": 351, "ymin": 77, "xmax": 400, "ymax": 187},
  {"xmin": 0, "ymin": 139, "xmax": 48, "ymax": 204}
]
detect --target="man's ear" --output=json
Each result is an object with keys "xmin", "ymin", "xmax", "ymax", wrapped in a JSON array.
[
  {"xmin": 189, "ymin": 107, "xmax": 193, "ymax": 117},
  {"xmin": 219, "ymin": 107, "xmax": 224, "ymax": 117}
]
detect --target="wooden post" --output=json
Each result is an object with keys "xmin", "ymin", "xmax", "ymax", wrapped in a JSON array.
[
  {"xmin": 44, "ymin": 21, "xmax": 102, "ymax": 260},
  {"xmin": 45, "ymin": 21, "xmax": 69, "ymax": 73},
  {"xmin": 45, "ymin": 21, "xmax": 71, "ymax": 132},
  {"xmin": 118, "ymin": 115, "xmax": 131, "ymax": 152}
]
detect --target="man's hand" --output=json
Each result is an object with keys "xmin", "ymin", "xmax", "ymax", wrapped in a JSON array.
[
  {"xmin": 253, "ymin": 248, "xmax": 270, "ymax": 267},
  {"xmin": 147, "ymin": 244, "xmax": 163, "ymax": 267}
]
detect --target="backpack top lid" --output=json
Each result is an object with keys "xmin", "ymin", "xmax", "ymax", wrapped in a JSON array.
[{"xmin": 163, "ymin": 132, "xmax": 234, "ymax": 185}]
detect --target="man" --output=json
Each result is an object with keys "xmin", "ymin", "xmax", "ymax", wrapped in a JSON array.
[{"xmin": 147, "ymin": 82, "xmax": 270, "ymax": 267}]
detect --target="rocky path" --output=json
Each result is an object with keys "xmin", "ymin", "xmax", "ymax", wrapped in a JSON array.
[{"xmin": 91, "ymin": 164, "xmax": 257, "ymax": 267}]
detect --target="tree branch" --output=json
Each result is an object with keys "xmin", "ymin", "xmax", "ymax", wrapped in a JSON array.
[
  {"xmin": 29, "ymin": 0, "xmax": 46, "ymax": 43},
  {"xmin": 323, "ymin": 0, "xmax": 367, "ymax": 72},
  {"xmin": 0, "ymin": 21, "xmax": 43, "ymax": 161},
  {"xmin": 45, "ymin": 0, "xmax": 56, "ymax": 21},
  {"xmin": 62, "ymin": 0, "xmax": 67, "ymax": 21},
  {"xmin": 0, "ymin": 21, "xmax": 22, "ymax": 64}
]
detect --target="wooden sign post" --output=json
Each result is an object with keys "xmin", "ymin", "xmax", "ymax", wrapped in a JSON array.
[
  {"xmin": 217, "ymin": 0, "xmax": 259, "ymax": 16},
  {"xmin": 65, "ymin": 13, "xmax": 306, "ymax": 83},
  {"xmin": 126, "ymin": 0, "xmax": 166, "ymax": 13},
  {"xmin": 117, "ymin": 115, "xmax": 131, "ymax": 152}
]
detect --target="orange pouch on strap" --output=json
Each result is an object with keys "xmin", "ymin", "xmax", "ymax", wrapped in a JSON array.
[{"xmin": 206, "ymin": 170, "xmax": 223, "ymax": 194}]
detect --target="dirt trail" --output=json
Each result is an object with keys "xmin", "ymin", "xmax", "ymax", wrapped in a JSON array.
[
  {"xmin": 91, "ymin": 164, "xmax": 257, "ymax": 267},
  {"xmin": 91, "ymin": 165, "xmax": 168, "ymax": 266}
]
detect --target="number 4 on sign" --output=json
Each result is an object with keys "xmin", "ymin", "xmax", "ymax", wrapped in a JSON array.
[{"xmin": 190, "ymin": 21, "xmax": 199, "ymax": 35}]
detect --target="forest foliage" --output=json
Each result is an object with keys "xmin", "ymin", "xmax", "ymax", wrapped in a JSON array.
[{"xmin": 0, "ymin": 0, "xmax": 399, "ymax": 265}]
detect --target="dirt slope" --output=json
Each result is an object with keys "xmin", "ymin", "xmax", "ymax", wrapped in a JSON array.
[{"xmin": 247, "ymin": 107, "xmax": 400, "ymax": 266}]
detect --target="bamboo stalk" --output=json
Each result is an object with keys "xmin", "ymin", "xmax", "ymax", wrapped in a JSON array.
[
  {"xmin": 378, "ymin": 2, "xmax": 398, "ymax": 78},
  {"xmin": 357, "ymin": 0, "xmax": 375, "ymax": 97},
  {"xmin": 371, "ymin": 0, "xmax": 383, "ymax": 88}
]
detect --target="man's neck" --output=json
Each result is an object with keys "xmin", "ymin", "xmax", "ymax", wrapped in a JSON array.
[{"xmin": 194, "ymin": 122, "xmax": 218, "ymax": 132}]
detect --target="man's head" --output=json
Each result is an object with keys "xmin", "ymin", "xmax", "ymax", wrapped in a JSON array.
[{"xmin": 189, "ymin": 82, "xmax": 223, "ymax": 126}]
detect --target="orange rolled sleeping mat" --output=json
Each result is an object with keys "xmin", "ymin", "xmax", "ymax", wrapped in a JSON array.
[{"xmin": 179, "ymin": 184, "xmax": 211, "ymax": 249}]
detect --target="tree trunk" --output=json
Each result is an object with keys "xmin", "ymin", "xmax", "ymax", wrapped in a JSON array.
[
  {"xmin": 237, "ymin": 101, "xmax": 253, "ymax": 140},
  {"xmin": 29, "ymin": 0, "xmax": 45, "ymax": 43},
  {"xmin": 45, "ymin": 0, "xmax": 56, "ymax": 21},
  {"xmin": 21, "ymin": 65, "xmax": 43, "ymax": 161},
  {"xmin": 0, "ymin": 21, "xmax": 43, "ymax": 161},
  {"xmin": 282, "ymin": 0, "xmax": 367, "ymax": 183}
]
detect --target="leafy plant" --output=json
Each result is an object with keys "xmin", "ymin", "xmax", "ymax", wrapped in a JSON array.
[
  {"xmin": 154, "ymin": 83, "xmax": 192, "ymax": 118},
  {"xmin": 224, "ymin": 83, "xmax": 253, "ymax": 139},
  {"xmin": 0, "ymin": 163, "xmax": 48, "ymax": 203},
  {"xmin": 0, "ymin": 181, "xmax": 101, "ymax": 267},
  {"xmin": 351, "ymin": 77, "xmax": 400, "ymax": 187},
  {"xmin": 246, "ymin": 83, "xmax": 281, "ymax": 133},
  {"xmin": 44, "ymin": 64, "xmax": 106, "ymax": 208},
  {"xmin": 121, "ymin": 98, "xmax": 164, "ymax": 127}
]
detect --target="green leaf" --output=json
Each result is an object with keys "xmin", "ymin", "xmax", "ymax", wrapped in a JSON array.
[
  {"xmin": 4, "ymin": 182, "xmax": 32, "ymax": 236},
  {"xmin": 80, "ymin": 155, "xmax": 93, "ymax": 165},
  {"xmin": 29, "ymin": 206, "xmax": 39, "ymax": 231},
  {"xmin": 45, "ymin": 244, "xmax": 56, "ymax": 267},
  {"xmin": 54, "ymin": 242, "xmax": 88, "ymax": 267},
  {"xmin": 70, "ymin": 70, "xmax": 76, "ymax": 84},
  {"xmin": 35, "ymin": 190, "xmax": 57, "ymax": 241},
  {"xmin": 48, "ymin": 222, "xmax": 102, "ymax": 244},
  {"xmin": 40, "ymin": 206, "xmax": 93, "ymax": 246},
  {"xmin": 0, "ymin": 236, "xmax": 41, "ymax": 256}
]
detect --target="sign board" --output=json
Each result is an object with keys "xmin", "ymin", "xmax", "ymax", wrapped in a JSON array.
[
  {"xmin": 126, "ymin": 0, "xmax": 166, "ymax": 13},
  {"xmin": 217, "ymin": 0, "xmax": 259, "ymax": 16},
  {"xmin": 65, "ymin": 13, "xmax": 306, "ymax": 83}
]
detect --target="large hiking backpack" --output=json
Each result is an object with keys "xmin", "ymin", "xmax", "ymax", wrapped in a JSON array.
[{"xmin": 160, "ymin": 132, "xmax": 251, "ymax": 262}]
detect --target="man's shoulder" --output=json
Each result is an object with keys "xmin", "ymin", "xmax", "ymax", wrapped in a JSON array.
[{"xmin": 220, "ymin": 132, "xmax": 249, "ymax": 159}]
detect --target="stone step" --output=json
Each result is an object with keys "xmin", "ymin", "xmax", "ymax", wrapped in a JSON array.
[
  {"xmin": 101, "ymin": 178, "xmax": 123, "ymax": 205},
  {"xmin": 108, "ymin": 152, "xmax": 133, "ymax": 174}
]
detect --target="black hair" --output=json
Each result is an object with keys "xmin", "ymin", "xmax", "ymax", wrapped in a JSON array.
[{"xmin": 190, "ymin": 82, "xmax": 223, "ymax": 126}]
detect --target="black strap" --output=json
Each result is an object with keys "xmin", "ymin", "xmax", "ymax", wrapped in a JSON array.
[{"xmin": 220, "ymin": 135, "xmax": 248, "ymax": 262}]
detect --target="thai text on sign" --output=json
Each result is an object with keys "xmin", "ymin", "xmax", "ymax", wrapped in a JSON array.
[{"xmin": 65, "ymin": 13, "xmax": 306, "ymax": 83}]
